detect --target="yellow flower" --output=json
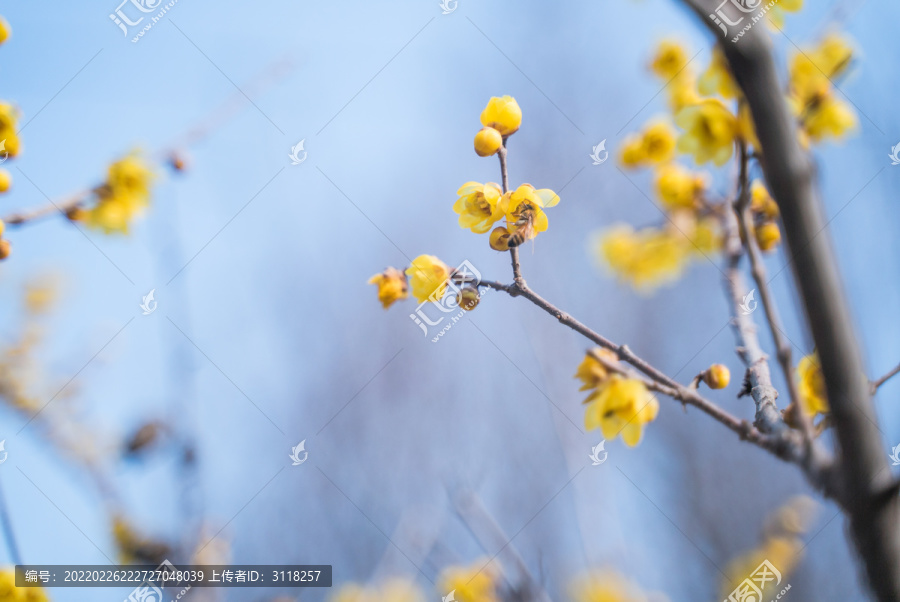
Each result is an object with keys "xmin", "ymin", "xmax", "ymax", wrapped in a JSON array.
[
  {"xmin": 687, "ymin": 216, "xmax": 722, "ymax": 255},
  {"xmin": 453, "ymin": 181, "xmax": 504, "ymax": 234},
  {"xmin": 480, "ymin": 96, "xmax": 521, "ymax": 137},
  {"xmin": 574, "ymin": 348, "xmax": 620, "ymax": 391},
  {"xmin": 439, "ymin": 562, "xmax": 498, "ymax": 602},
  {"xmin": 82, "ymin": 154, "xmax": 155, "ymax": 234},
  {"xmin": 750, "ymin": 180, "xmax": 779, "ymax": 219},
  {"xmin": 405, "ymin": 255, "xmax": 451, "ymax": 303},
  {"xmin": 597, "ymin": 225, "xmax": 690, "ymax": 290},
  {"xmin": 703, "ymin": 364, "xmax": 730, "ymax": 389},
  {"xmin": 797, "ymin": 353, "xmax": 828, "ymax": 416},
  {"xmin": 368, "ymin": 267, "xmax": 409, "ymax": 309},
  {"xmin": 0, "ymin": 239, "xmax": 9, "ymax": 260},
  {"xmin": 675, "ymin": 99, "xmax": 737, "ymax": 166},
  {"xmin": 569, "ymin": 569, "xmax": 654, "ymax": 602},
  {"xmin": 0, "ymin": 17, "xmax": 10, "ymax": 46},
  {"xmin": 473, "ymin": 126, "xmax": 503, "ymax": 157},
  {"xmin": 810, "ymin": 33, "xmax": 853, "ymax": 80},
  {"xmin": 619, "ymin": 122, "xmax": 676, "ymax": 168},
  {"xmin": 698, "ymin": 48, "xmax": 737, "ymax": 99},
  {"xmin": 501, "ymin": 184, "xmax": 559, "ymax": 245},
  {"xmin": 654, "ymin": 163, "xmax": 704, "ymax": 209},
  {"xmin": 0, "ymin": 103, "xmax": 22, "ymax": 159},
  {"xmin": 651, "ymin": 40, "xmax": 689, "ymax": 80},
  {"xmin": 584, "ymin": 376, "xmax": 659, "ymax": 446},
  {"xmin": 755, "ymin": 221, "xmax": 782, "ymax": 252},
  {"xmin": 737, "ymin": 102, "xmax": 760, "ymax": 149},
  {"xmin": 668, "ymin": 74, "xmax": 701, "ymax": 113},
  {"xmin": 0, "ymin": 169, "xmax": 10, "ymax": 193},
  {"xmin": 803, "ymin": 94, "xmax": 857, "ymax": 141},
  {"xmin": 379, "ymin": 579, "xmax": 424, "ymax": 602}
]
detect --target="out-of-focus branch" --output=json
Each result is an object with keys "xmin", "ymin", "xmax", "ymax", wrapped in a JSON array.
[
  {"xmin": 676, "ymin": 2, "xmax": 900, "ymax": 599},
  {"xmin": 3, "ymin": 189, "xmax": 92, "ymax": 226},
  {"xmin": 871, "ymin": 361, "xmax": 900, "ymax": 393}
]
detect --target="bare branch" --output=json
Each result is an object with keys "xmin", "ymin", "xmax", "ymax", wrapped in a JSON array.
[{"xmin": 871, "ymin": 362, "xmax": 900, "ymax": 393}]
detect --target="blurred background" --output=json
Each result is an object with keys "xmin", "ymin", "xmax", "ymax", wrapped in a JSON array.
[{"xmin": 0, "ymin": 0, "xmax": 898, "ymax": 600}]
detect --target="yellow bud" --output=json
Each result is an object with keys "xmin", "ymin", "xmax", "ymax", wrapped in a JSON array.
[
  {"xmin": 0, "ymin": 218, "xmax": 4, "ymax": 237},
  {"xmin": 0, "ymin": 238, "xmax": 10, "ymax": 260},
  {"xmin": 755, "ymin": 221, "xmax": 782, "ymax": 251},
  {"xmin": 66, "ymin": 207, "xmax": 88, "ymax": 222},
  {"xmin": 703, "ymin": 364, "xmax": 730, "ymax": 389},
  {"xmin": 0, "ymin": 169, "xmax": 11, "ymax": 193},
  {"xmin": 489, "ymin": 226, "xmax": 511, "ymax": 251},
  {"xmin": 0, "ymin": 17, "xmax": 10, "ymax": 46},
  {"xmin": 473, "ymin": 127, "xmax": 502, "ymax": 157},
  {"xmin": 457, "ymin": 286, "xmax": 480, "ymax": 311},
  {"xmin": 480, "ymin": 95, "xmax": 522, "ymax": 137}
]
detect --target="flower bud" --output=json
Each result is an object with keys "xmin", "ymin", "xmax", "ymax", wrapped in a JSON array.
[
  {"xmin": 457, "ymin": 286, "xmax": 480, "ymax": 311},
  {"xmin": 489, "ymin": 226, "xmax": 511, "ymax": 251},
  {"xmin": 703, "ymin": 364, "xmax": 730, "ymax": 389},
  {"xmin": 0, "ymin": 239, "xmax": 10, "ymax": 260},
  {"xmin": 0, "ymin": 169, "xmax": 11, "ymax": 193},
  {"xmin": 474, "ymin": 127, "xmax": 502, "ymax": 157},
  {"xmin": 480, "ymin": 95, "xmax": 522, "ymax": 137}
]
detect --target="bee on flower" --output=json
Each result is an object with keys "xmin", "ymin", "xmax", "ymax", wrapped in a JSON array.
[{"xmin": 500, "ymin": 184, "xmax": 560, "ymax": 248}]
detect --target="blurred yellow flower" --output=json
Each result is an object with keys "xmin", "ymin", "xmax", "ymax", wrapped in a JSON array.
[
  {"xmin": 703, "ymin": 364, "xmax": 731, "ymax": 389},
  {"xmin": 570, "ymin": 569, "xmax": 656, "ymax": 602},
  {"xmin": 481, "ymin": 95, "xmax": 522, "ymax": 137},
  {"xmin": 405, "ymin": 255, "xmax": 451, "ymax": 303},
  {"xmin": 0, "ymin": 17, "xmax": 10, "ymax": 46},
  {"xmin": 474, "ymin": 126, "xmax": 503, "ymax": 157},
  {"xmin": 803, "ymin": 94, "xmax": 857, "ymax": 141},
  {"xmin": 575, "ymin": 348, "xmax": 620, "ymax": 391},
  {"xmin": 668, "ymin": 75, "xmax": 701, "ymax": 113},
  {"xmin": 654, "ymin": 163, "xmax": 704, "ymax": 209},
  {"xmin": 651, "ymin": 40, "xmax": 689, "ymax": 79},
  {"xmin": 797, "ymin": 353, "xmax": 828, "ymax": 416},
  {"xmin": 439, "ymin": 562, "xmax": 499, "ymax": 602},
  {"xmin": 453, "ymin": 181, "xmax": 504, "ymax": 234},
  {"xmin": 698, "ymin": 48, "xmax": 737, "ymax": 99},
  {"xmin": 754, "ymin": 221, "xmax": 782, "ymax": 252},
  {"xmin": 0, "ymin": 103, "xmax": 22, "ymax": 159},
  {"xmin": 80, "ymin": 154, "xmax": 155, "ymax": 234},
  {"xmin": 675, "ymin": 99, "xmax": 737, "ymax": 166},
  {"xmin": 789, "ymin": 34, "xmax": 856, "ymax": 142},
  {"xmin": 750, "ymin": 180, "xmax": 779, "ymax": 220},
  {"xmin": 619, "ymin": 121, "xmax": 676, "ymax": 168},
  {"xmin": 0, "ymin": 169, "xmax": 10, "ymax": 193},
  {"xmin": 584, "ymin": 376, "xmax": 659, "ymax": 446},
  {"xmin": 597, "ymin": 225, "xmax": 689, "ymax": 291},
  {"xmin": 368, "ymin": 267, "xmax": 409, "ymax": 309},
  {"xmin": 0, "ymin": 239, "xmax": 9, "ymax": 261},
  {"xmin": 737, "ymin": 102, "xmax": 760, "ymax": 149},
  {"xmin": 0, "ymin": 567, "xmax": 50, "ymax": 602}
]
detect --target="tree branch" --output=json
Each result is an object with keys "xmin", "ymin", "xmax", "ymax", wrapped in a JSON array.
[{"xmin": 675, "ymin": 2, "xmax": 900, "ymax": 598}]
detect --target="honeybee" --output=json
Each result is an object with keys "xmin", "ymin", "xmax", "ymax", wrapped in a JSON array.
[{"xmin": 506, "ymin": 205, "xmax": 537, "ymax": 248}]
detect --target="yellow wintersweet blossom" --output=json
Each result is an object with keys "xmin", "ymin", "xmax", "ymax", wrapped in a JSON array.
[
  {"xmin": 405, "ymin": 255, "xmax": 451, "ymax": 303},
  {"xmin": 654, "ymin": 163, "xmax": 705, "ymax": 210},
  {"xmin": 474, "ymin": 126, "xmax": 502, "ymax": 157},
  {"xmin": 597, "ymin": 225, "xmax": 689, "ymax": 291},
  {"xmin": 500, "ymin": 184, "xmax": 560, "ymax": 246},
  {"xmin": 0, "ymin": 567, "xmax": 50, "ymax": 602},
  {"xmin": 481, "ymin": 95, "xmax": 522, "ymax": 137},
  {"xmin": 439, "ymin": 562, "xmax": 499, "ymax": 602},
  {"xmin": 803, "ymin": 94, "xmax": 857, "ymax": 141},
  {"xmin": 698, "ymin": 48, "xmax": 737, "ymax": 99},
  {"xmin": 453, "ymin": 181, "xmax": 504, "ymax": 234},
  {"xmin": 0, "ymin": 16, "xmax": 10, "ymax": 46},
  {"xmin": 619, "ymin": 121, "xmax": 676, "ymax": 168},
  {"xmin": 675, "ymin": 99, "xmax": 737, "ymax": 166},
  {"xmin": 489, "ymin": 225, "xmax": 512, "ymax": 251},
  {"xmin": 668, "ymin": 74, "xmax": 701, "ymax": 113},
  {"xmin": 755, "ymin": 221, "xmax": 782, "ymax": 252},
  {"xmin": 0, "ymin": 169, "xmax": 10, "ymax": 193},
  {"xmin": 368, "ymin": 267, "xmax": 409, "ymax": 309},
  {"xmin": 737, "ymin": 102, "xmax": 760, "ymax": 149},
  {"xmin": 750, "ymin": 180, "xmax": 779, "ymax": 220},
  {"xmin": 584, "ymin": 375, "xmax": 659, "ymax": 446},
  {"xmin": 79, "ymin": 154, "xmax": 155, "ymax": 234},
  {"xmin": 575, "ymin": 348, "xmax": 620, "ymax": 391},
  {"xmin": 570, "ymin": 569, "xmax": 662, "ymax": 602},
  {"xmin": 0, "ymin": 103, "xmax": 22, "ymax": 159},
  {"xmin": 651, "ymin": 40, "xmax": 689, "ymax": 80},
  {"xmin": 797, "ymin": 353, "xmax": 828, "ymax": 416}
]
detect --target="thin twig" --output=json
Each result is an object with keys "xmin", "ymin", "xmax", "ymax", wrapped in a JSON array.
[
  {"xmin": 871, "ymin": 362, "xmax": 900, "ymax": 393},
  {"xmin": 497, "ymin": 139, "xmax": 524, "ymax": 286}
]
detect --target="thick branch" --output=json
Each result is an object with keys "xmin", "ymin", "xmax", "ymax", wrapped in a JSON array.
[{"xmin": 677, "ymin": 2, "xmax": 900, "ymax": 598}]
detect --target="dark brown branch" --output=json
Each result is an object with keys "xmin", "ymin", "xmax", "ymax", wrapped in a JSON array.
[
  {"xmin": 676, "ymin": 3, "xmax": 900, "ymax": 598},
  {"xmin": 871, "ymin": 362, "xmax": 900, "ymax": 393}
]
